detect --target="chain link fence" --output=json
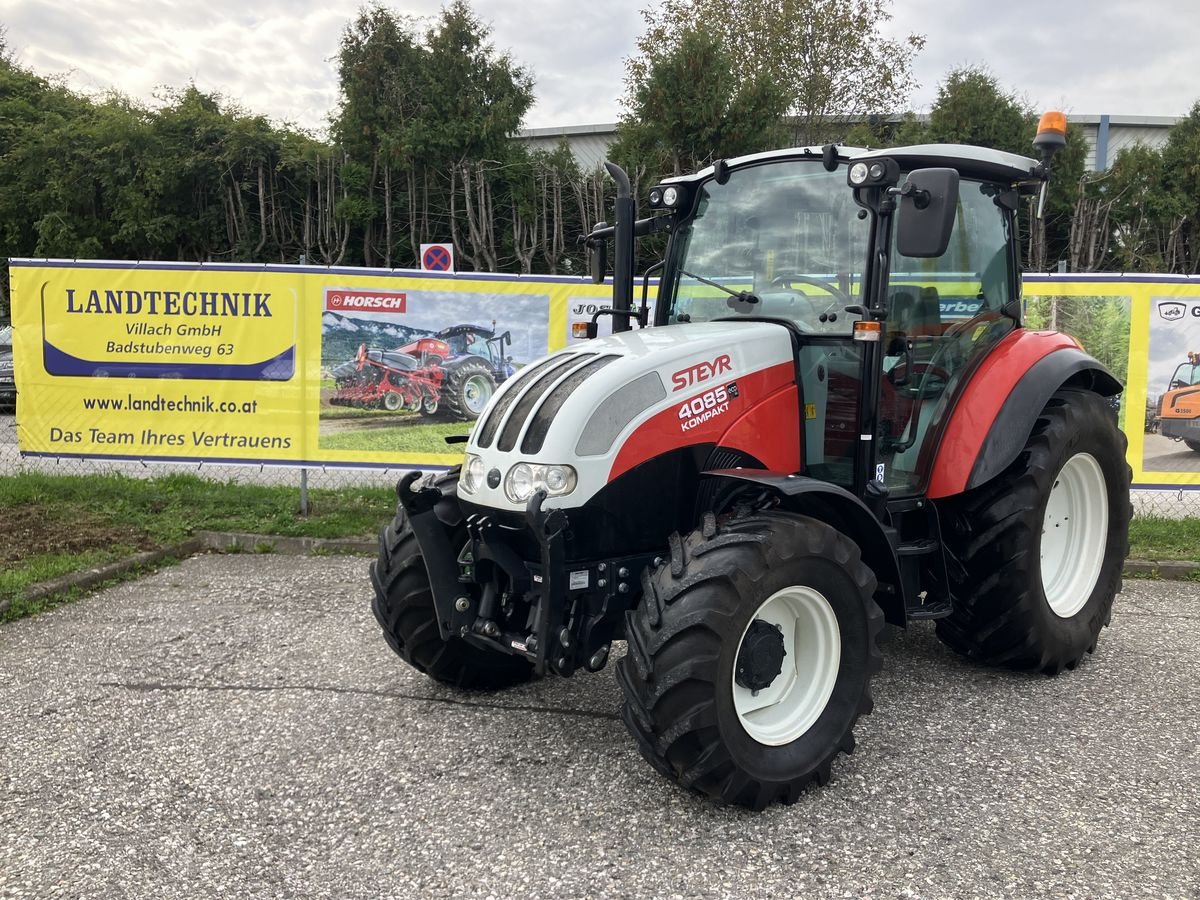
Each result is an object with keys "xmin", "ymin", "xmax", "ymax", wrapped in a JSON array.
[{"xmin": 4, "ymin": 413, "xmax": 1197, "ymax": 519}]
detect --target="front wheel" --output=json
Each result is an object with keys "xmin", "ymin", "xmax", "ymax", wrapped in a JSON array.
[
  {"xmin": 1184, "ymin": 438, "xmax": 1200, "ymax": 453},
  {"xmin": 617, "ymin": 511, "xmax": 883, "ymax": 810},
  {"xmin": 937, "ymin": 389, "xmax": 1131, "ymax": 674},
  {"xmin": 370, "ymin": 471, "xmax": 534, "ymax": 689}
]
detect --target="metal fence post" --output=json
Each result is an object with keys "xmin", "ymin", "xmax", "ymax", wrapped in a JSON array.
[{"xmin": 300, "ymin": 467, "xmax": 309, "ymax": 516}]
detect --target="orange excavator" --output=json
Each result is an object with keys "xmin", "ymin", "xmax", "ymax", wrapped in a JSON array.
[{"xmin": 1159, "ymin": 351, "xmax": 1200, "ymax": 452}]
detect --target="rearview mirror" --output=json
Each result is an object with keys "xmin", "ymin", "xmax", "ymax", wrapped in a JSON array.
[
  {"xmin": 589, "ymin": 230, "xmax": 608, "ymax": 284},
  {"xmin": 896, "ymin": 168, "xmax": 959, "ymax": 258}
]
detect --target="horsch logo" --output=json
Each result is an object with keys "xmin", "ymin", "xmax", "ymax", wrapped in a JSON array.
[{"xmin": 325, "ymin": 289, "xmax": 407, "ymax": 313}]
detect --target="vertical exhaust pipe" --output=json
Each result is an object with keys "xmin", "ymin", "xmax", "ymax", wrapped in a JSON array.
[{"xmin": 604, "ymin": 162, "xmax": 635, "ymax": 333}]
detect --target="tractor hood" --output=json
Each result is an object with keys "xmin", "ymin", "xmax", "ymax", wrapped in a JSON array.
[{"xmin": 460, "ymin": 321, "xmax": 796, "ymax": 510}]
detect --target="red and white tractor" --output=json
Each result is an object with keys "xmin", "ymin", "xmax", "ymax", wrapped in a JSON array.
[{"xmin": 370, "ymin": 114, "xmax": 1131, "ymax": 809}]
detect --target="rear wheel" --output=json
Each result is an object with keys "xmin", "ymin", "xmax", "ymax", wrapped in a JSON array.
[
  {"xmin": 937, "ymin": 389, "xmax": 1131, "ymax": 674},
  {"xmin": 617, "ymin": 511, "xmax": 883, "ymax": 810},
  {"xmin": 1185, "ymin": 438, "xmax": 1200, "ymax": 453},
  {"xmin": 382, "ymin": 390, "xmax": 403, "ymax": 412},
  {"xmin": 443, "ymin": 358, "xmax": 496, "ymax": 421},
  {"xmin": 370, "ymin": 471, "xmax": 534, "ymax": 689}
]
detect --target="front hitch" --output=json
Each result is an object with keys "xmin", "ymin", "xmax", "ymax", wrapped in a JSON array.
[{"xmin": 526, "ymin": 491, "xmax": 570, "ymax": 676}]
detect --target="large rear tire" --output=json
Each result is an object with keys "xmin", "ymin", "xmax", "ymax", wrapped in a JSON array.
[
  {"xmin": 442, "ymin": 357, "xmax": 496, "ymax": 422},
  {"xmin": 936, "ymin": 389, "xmax": 1131, "ymax": 674},
  {"xmin": 1184, "ymin": 438, "xmax": 1200, "ymax": 453},
  {"xmin": 617, "ymin": 511, "xmax": 883, "ymax": 810},
  {"xmin": 370, "ymin": 471, "xmax": 535, "ymax": 689}
]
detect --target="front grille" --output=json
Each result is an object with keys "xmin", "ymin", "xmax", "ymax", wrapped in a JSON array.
[
  {"xmin": 475, "ymin": 354, "xmax": 584, "ymax": 449},
  {"xmin": 521, "ymin": 355, "xmax": 620, "ymax": 454},
  {"xmin": 497, "ymin": 355, "xmax": 597, "ymax": 452}
]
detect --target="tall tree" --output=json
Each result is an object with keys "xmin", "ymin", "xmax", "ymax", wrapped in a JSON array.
[
  {"xmin": 627, "ymin": 0, "xmax": 924, "ymax": 144},
  {"xmin": 613, "ymin": 25, "xmax": 789, "ymax": 180},
  {"xmin": 1161, "ymin": 99, "xmax": 1200, "ymax": 272}
]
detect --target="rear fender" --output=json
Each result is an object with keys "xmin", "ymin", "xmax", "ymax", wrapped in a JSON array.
[
  {"xmin": 928, "ymin": 333, "xmax": 1122, "ymax": 499},
  {"xmin": 704, "ymin": 470, "xmax": 906, "ymax": 626}
]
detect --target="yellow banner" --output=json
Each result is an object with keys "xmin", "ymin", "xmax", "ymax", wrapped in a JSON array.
[
  {"xmin": 11, "ymin": 261, "xmax": 616, "ymax": 467},
  {"xmin": 1024, "ymin": 275, "xmax": 1200, "ymax": 488},
  {"xmin": 11, "ymin": 263, "xmax": 1200, "ymax": 488}
]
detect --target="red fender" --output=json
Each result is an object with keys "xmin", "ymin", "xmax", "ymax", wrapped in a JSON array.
[{"xmin": 927, "ymin": 330, "xmax": 1080, "ymax": 499}]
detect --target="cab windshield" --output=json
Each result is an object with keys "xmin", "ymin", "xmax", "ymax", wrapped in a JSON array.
[
  {"xmin": 665, "ymin": 161, "xmax": 868, "ymax": 334},
  {"xmin": 1171, "ymin": 363, "xmax": 1200, "ymax": 388}
]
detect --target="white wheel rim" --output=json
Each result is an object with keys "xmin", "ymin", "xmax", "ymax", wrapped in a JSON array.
[
  {"xmin": 464, "ymin": 375, "xmax": 493, "ymax": 414},
  {"xmin": 1040, "ymin": 452, "xmax": 1109, "ymax": 618},
  {"xmin": 732, "ymin": 586, "xmax": 841, "ymax": 746}
]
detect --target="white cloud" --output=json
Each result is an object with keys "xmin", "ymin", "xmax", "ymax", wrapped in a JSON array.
[{"xmin": 2, "ymin": 0, "xmax": 1198, "ymax": 135}]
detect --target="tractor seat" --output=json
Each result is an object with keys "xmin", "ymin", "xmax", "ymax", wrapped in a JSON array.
[{"xmin": 889, "ymin": 286, "xmax": 943, "ymax": 338}]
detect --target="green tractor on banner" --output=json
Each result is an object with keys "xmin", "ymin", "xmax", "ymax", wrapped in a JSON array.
[{"xmin": 369, "ymin": 113, "xmax": 1131, "ymax": 809}]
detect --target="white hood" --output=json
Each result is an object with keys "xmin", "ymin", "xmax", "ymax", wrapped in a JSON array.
[{"xmin": 460, "ymin": 321, "xmax": 795, "ymax": 510}]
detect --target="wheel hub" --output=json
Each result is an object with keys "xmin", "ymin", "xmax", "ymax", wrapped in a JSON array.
[{"xmin": 735, "ymin": 619, "xmax": 787, "ymax": 692}]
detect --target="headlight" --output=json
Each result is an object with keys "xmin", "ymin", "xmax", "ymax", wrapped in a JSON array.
[
  {"xmin": 461, "ymin": 454, "xmax": 485, "ymax": 493},
  {"xmin": 848, "ymin": 162, "xmax": 869, "ymax": 186},
  {"xmin": 504, "ymin": 462, "xmax": 578, "ymax": 503},
  {"xmin": 662, "ymin": 186, "xmax": 680, "ymax": 207}
]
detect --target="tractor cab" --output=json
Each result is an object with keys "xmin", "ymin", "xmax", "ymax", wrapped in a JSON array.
[{"xmin": 638, "ymin": 143, "xmax": 1034, "ymax": 500}]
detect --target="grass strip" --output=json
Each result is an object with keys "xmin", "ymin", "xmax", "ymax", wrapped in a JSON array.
[
  {"xmin": 1127, "ymin": 516, "xmax": 1200, "ymax": 563},
  {"xmin": 0, "ymin": 471, "xmax": 397, "ymax": 620}
]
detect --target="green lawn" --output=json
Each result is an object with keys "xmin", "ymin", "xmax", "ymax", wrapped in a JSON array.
[
  {"xmin": 319, "ymin": 421, "xmax": 470, "ymax": 455},
  {"xmin": 1128, "ymin": 516, "xmax": 1200, "ymax": 562},
  {"xmin": 0, "ymin": 471, "xmax": 395, "ymax": 621},
  {"xmin": 3, "ymin": 468, "xmax": 1195, "ymax": 624}
]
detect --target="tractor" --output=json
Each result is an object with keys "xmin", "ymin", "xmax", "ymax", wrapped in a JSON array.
[
  {"xmin": 330, "ymin": 325, "xmax": 513, "ymax": 420},
  {"xmin": 1157, "ymin": 351, "xmax": 1200, "ymax": 451},
  {"xmin": 369, "ymin": 113, "xmax": 1131, "ymax": 809}
]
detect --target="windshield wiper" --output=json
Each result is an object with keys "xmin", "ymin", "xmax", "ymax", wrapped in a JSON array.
[{"xmin": 679, "ymin": 269, "xmax": 759, "ymax": 304}]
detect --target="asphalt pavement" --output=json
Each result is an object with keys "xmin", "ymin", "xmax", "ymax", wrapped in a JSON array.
[
  {"xmin": 1143, "ymin": 432, "xmax": 1200, "ymax": 474},
  {"xmin": 1, "ymin": 554, "xmax": 1197, "ymax": 899}
]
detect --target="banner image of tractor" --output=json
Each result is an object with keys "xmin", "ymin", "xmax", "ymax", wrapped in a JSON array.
[
  {"xmin": 318, "ymin": 286, "xmax": 550, "ymax": 455},
  {"xmin": 1143, "ymin": 296, "xmax": 1200, "ymax": 473}
]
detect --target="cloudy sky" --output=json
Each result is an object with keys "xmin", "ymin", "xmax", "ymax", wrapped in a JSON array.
[{"xmin": 2, "ymin": 0, "xmax": 1198, "ymax": 134}]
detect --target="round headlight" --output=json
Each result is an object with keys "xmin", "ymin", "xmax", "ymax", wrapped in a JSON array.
[
  {"xmin": 849, "ymin": 162, "xmax": 869, "ymax": 186},
  {"xmin": 542, "ymin": 465, "xmax": 575, "ymax": 493},
  {"xmin": 462, "ymin": 454, "xmax": 485, "ymax": 493},
  {"xmin": 507, "ymin": 463, "xmax": 535, "ymax": 502},
  {"xmin": 662, "ymin": 186, "xmax": 680, "ymax": 207},
  {"xmin": 868, "ymin": 163, "xmax": 885, "ymax": 180},
  {"xmin": 648, "ymin": 188, "xmax": 663, "ymax": 206}
]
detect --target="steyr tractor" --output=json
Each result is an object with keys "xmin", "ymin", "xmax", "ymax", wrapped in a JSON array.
[
  {"xmin": 370, "ymin": 113, "xmax": 1131, "ymax": 809},
  {"xmin": 1157, "ymin": 351, "xmax": 1200, "ymax": 451}
]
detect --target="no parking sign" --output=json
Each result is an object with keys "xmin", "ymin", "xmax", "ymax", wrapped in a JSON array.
[{"xmin": 420, "ymin": 243, "xmax": 455, "ymax": 273}]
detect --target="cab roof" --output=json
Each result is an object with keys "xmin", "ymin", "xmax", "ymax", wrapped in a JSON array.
[{"xmin": 661, "ymin": 143, "xmax": 1039, "ymax": 188}]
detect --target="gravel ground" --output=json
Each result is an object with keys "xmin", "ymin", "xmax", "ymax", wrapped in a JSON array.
[{"xmin": 1, "ymin": 555, "xmax": 1197, "ymax": 899}]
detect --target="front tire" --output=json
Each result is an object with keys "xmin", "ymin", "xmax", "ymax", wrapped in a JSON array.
[
  {"xmin": 937, "ymin": 389, "xmax": 1131, "ymax": 674},
  {"xmin": 617, "ymin": 511, "xmax": 883, "ymax": 810},
  {"xmin": 370, "ymin": 471, "xmax": 535, "ymax": 689}
]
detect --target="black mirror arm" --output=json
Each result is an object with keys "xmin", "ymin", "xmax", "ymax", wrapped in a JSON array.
[
  {"xmin": 586, "ymin": 306, "xmax": 648, "ymax": 339},
  {"xmin": 893, "ymin": 181, "xmax": 931, "ymax": 209}
]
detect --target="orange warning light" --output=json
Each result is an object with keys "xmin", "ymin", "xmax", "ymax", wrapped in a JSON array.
[{"xmin": 1037, "ymin": 111, "xmax": 1068, "ymax": 138}]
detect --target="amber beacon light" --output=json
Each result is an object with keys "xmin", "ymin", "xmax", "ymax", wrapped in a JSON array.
[{"xmin": 1033, "ymin": 111, "xmax": 1068, "ymax": 161}]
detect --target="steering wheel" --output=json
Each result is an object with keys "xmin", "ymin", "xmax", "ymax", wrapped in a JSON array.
[
  {"xmin": 887, "ymin": 360, "xmax": 952, "ymax": 399},
  {"xmin": 769, "ymin": 274, "xmax": 854, "ymax": 308}
]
